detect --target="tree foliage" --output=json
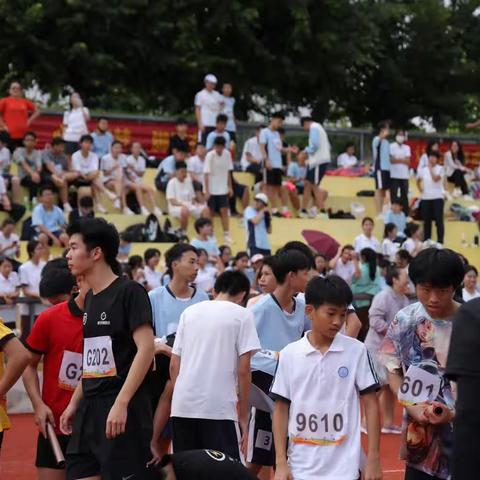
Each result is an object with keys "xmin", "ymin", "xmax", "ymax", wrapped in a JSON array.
[{"xmin": 0, "ymin": 0, "xmax": 479, "ymax": 129}]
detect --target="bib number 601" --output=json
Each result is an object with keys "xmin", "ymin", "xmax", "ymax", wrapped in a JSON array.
[
  {"xmin": 296, "ymin": 412, "xmax": 343, "ymax": 433},
  {"xmin": 400, "ymin": 376, "xmax": 434, "ymax": 398},
  {"xmin": 397, "ymin": 365, "xmax": 441, "ymax": 405}
]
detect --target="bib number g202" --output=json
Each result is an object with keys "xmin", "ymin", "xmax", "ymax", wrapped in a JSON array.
[
  {"xmin": 83, "ymin": 336, "xmax": 117, "ymax": 379},
  {"xmin": 398, "ymin": 365, "xmax": 441, "ymax": 406}
]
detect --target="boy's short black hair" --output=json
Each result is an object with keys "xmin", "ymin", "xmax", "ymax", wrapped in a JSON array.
[
  {"xmin": 42, "ymin": 257, "xmax": 69, "ymax": 277},
  {"xmin": 305, "ymin": 275, "xmax": 353, "ymax": 308},
  {"xmin": 278, "ymin": 241, "xmax": 315, "ymax": 270},
  {"xmin": 384, "ymin": 222, "xmax": 397, "ymax": 238},
  {"xmin": 98, "ymin": 116, "xmax": 108, "ymax": 122},
  {"xmin": 24, "ymin": 131, "xmax": 37, "ymax": 140},
  {"xmin": 362, "ymin": 216, "xmax": 374, "ymax": 226},
  {"xmin": 396, "ymin": 249, "xmax": 412, "ymax": 264},
  {"xmin": 111, "ymin": 140, "xmax": 122, "ymax": 148},
  {"xmin": 176, "ymin": 118, "xmax": 187, "ymax": 125},
  {"xmin": 345, "ymin": 141, "xmax": 355, "ymax": 150},
  {"xmin": 1, "ymin": 218, "xmax": 15, "ymax": 228},
  {"xmin": 405, "ymin": 222, "xmax": 420, "ymax": 238},
  {"xmin": 214, "ymin": 270, "xmax": 250, "ymax": 300},
  {"xmin": 391, "ymin": 200, "xmax": 403, "ymax": 208},
  {"xmin": 272, "ymin": 250, "xmax": 311, "ymax": 284},
  {"xmin": 194, "ymin": 217, "xmax": 212, "ymax": 233},
  {"xmin": 272, "ymin": 111, "xmax": 286, "ymax": 120},
  {"xmin": 79, "ymin": 134, "xmax": 93, "ymax": 144},
  {"xmin": 175, "ymin": 161, "xmax": 187, "ymax": 170},
  {"xmin": 377, "ymin": 120, "xmax": 391, "ymax": 133},
  {"xmin": 213, "ymin": 136, "xmax": 226, "ymax": 146},
  {"xmin": 144, "ymin": 248, "xmax": 160, "ymax": 263},
  {"xmin": 385, "ymin": 265, "xmax": 402, "ymax": 287},
  {"xmin": 216, "ymin": 113, "xmax": 228, "ymax": 124},
  {"xmin": 51, "ymin": 136, "xmax": 65, "ymax": 146},
  {"xmin": 409, "ymin": 248, "xmax": 465, "ymax": 288},
  {"xmin": 196, "ymin": 248, "xmax": 208, "ymax": 257},
  {"xmin": 429, "ymin": 151, "xmax": 441, "ymax": 159},
  {"xmin": 27, "ymin": 239, "xmax": 39, "ymax": 258},
  {"xmin": 300, "ymin": 116, "xmax": 313, "ymax": 126},
  {"xmin": 165, "ymin": 243, "xmax": 197, "ymax": 277},
  {"xmin": 66, "ymin": 218, "xmax": 121, "ymax": 275},
  {"xmin": 128, "ymin": 254, "xmax": 143, "ymax": 269},
  {"xmin": 79, "ymin": 196, "xmax": 94, "ymax": 208},
  {"xmin": 39, "ymin": 185, "xmax": 54, "ymax": 196},
  {"xmin": 39, "ymin": 260, "xmax": 76, "ymax": 298}
]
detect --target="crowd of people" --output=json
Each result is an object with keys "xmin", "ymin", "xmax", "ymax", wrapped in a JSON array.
[{"xmin": 0, "ymin": 77, "xmax": 478, "ymax": 480}]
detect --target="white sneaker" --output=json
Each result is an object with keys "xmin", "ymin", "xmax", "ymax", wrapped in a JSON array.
[
  {"xmin": 153, "ymin": 206, "xmax": 163, "ymax": 216},
  {"xmin": 105, "ymin": 190, "xmax": 117, "ymax": 201},
  {"xmin": 123, "ymin": 207, "xmax": 135, "ymax": 215},
  {"xmin": 113, "ymin": 198, "xmax": 121, "ymax": 210},
  {"xmin": 308, "ymin": 207, "xmax": 318, "ymax": 218},
  {"xmin": 298, "ymin": 209, "xmax": 308, "ymax": 218},
  {"xmin": 375, "ymin": 213, "xmax": 385, "ymax": 221},
  {"xmin": 63, "ymin": 203, "xmax": 72, "ymax": 214},
  {"xmin": 452, "ymin": 188, "xmax": 462, "ymax": 198},
  {"xmin": 141, "ymin": 206, "xmax": 150, "ymax": 216},
  {"xmin": 97, "ymin": 203, "xmax": 107, "ymax": 214},
  {"xmin": 223, "ymin": 233, "xmax": 233, "ymax": 244}
]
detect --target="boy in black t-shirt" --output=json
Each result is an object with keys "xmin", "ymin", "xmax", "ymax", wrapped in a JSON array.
[{"xmin": 60, "ymin": 218, "xmax": 155, "ymax": 480}]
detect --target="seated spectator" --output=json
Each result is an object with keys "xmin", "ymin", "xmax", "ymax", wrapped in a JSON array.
[
  {"xmin": 250, "ymin": 253, "xmax": 264, "ymax": 290},
  {"xmin": 19, "ymin": 239, "xmax": 46, "ymax": 340},
  {"xmin": 247, "ymin": 255, "xmax": 277, "ymax": 307},
  {"xmin": 462, "ymin": 265, "xmax": 480, "ymax": 302},
  {"xmin": 13, "ymin": 131, "xmax": 42, "ymax": 199},
  {"xmin": 444, "ymin": 140, "xmax": 472, "ymax": 199},
  {"xmin": 195, "ymin": 248, "xmax": 218, "ymax": 293},
  {"xmin": 32, "ymin": 186, "xmax": 69, "ymax": 247},
  {"xmin": 68, "ymin": 195, "xmax": 95, "ymax": 226},
  {"xmin": 144, "ymin": 248, "xmax": 162, "ymax": 291},
  {"xmin": 0, "ymin": 175, "xmax": 25, "ymax": 223},
  {"xmin": 329, "ymin": 244, "xmax": 355, "ymax": 285},
  {"xmin": 240, "ymin": 126, "xmax": 263, "ymax": 178},
  {"xmin": 100, "ymin": 140, "xmax": 124, "ymax": 211},
  {"xmin": 351, "ymin": 247, "xmax": 381, "ymax": 307},
  {"xmin": 395, "ymin": 249, "xmax": 412, "ymax": 270},
  {"xmin": 155, "ymin": 146, "xmax": 189, "ymax": 192},
  {"xmin": 41, "ymin": 137, "xmax": 76, "ymax": 213},
  {"xmin": 381, "ymin": 223, "xmax": 399, "ymax": 262},
  {"xmin": 244, "ymin": 193, "xmax": 271, "ymax": 256},
  {"xmin": 117, "ymin": 231, "xmax": 133, "ymax": 264},
  {"xmin": 0, "ymin": 131, "xmax": 20, "ymax": 202},
  {"xmin": 218, "ymin": 244, "xmax": 232, "ymax": 271},
  {"xmin": 0, "ymin": 257, "xmax": 20, "ymax": 328},
  {"xmin": 337, "ymin": 142, "xmax": 358, "ymax": 168},
  {"xmin": 314, "ymin": 252, "xmax": 328, "ymax": 276},
  {"xmin": 187, "ymin": 143, "xmax": 207, "ymax": 197},
  {"xmin": 285, "ymin": 156, "xmax": 306, "ymax": 212},
  {"xmin": 62, "ymin": 92, "xmax": 89, "ymax": 157},
  {"xmin": 125, "ymin": 254, "xmax": 146, "ymax": 286},
  {"xmin": 384, "ymin": 201, "xmax": 407, "ymax": 239},
  {"xmin": 123, "ymin": 141, "xmax": 163, "ymax": 217},
  {"xmin": 91, "ymin": 117, "xmax": 113, "ymax": 158},
  {"xmin": 168, "ymin": 118, "xmax": 190, "ymax": 155},
  {"xmin": 71, "ymin": 134, "xmax": 115, "ymax": 213},
  {"xmin": 0, "ymin": 219, "xmax": 20, "ymax": 267},
  {"xmin": 190, "ymin": 218, "xmax": 219, "ymax": 262},
  {"xmin": 229, "ymin": 251, "xmax": 255, "ymax": 285},
  {"xmin": 205, "ymin": 114, "xmax": 231, "ymax": 151},
  {"xmin": 401, "ymin": 222, "xmax": 423, "ymax": 257},
  {"xmin": 166, "ymin": 162, "xmax": 209, "ymax": 235},
  {"xmin": 354, "ymin": 217, "xmax": 380, "ymax": 253}
]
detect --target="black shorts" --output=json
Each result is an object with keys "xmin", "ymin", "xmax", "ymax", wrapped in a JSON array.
[
  {"xmin": 36, "ymin": 432, "xmax": 70, "ymax": 469},
  {"xmin": 72, "ymin": 178, "xmax": 93, "ymax": 188},
  {"xmin": 192, "ymin": 180, "xmax": 203, "ymax": 192},
  {"xmin": 375, "ymin": 169, "xmax": 390, "ymax": 190},
  {"xmin": 233, "ymin": 181, "xmax": 246, "ymax": 199},
  {"xmin": 172, "ymin": 417, "xmax": 241, "ymax": 461},
  {"xmin": 200, "ymin": 126, "xmax": 216, "ymax": 146},
  {"xmin": 66, "ymin": 391, "xmax": 153, "ymax": 480},
  {"xmin": 305, "ymin": 163, "xmax": 328, "ymax": 185},
  {"xmin": 64, "ymin": 141, "xmax": 79, "ymax": 156},
  {"xmin": 264, "ymin": 168, "xmax": 283, "ymax": 186},
  {"xmin": 208, "ymin": 194, "xmax": 229, "ymax": 213}
]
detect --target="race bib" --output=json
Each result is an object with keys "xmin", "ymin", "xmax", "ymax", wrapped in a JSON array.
[
  {"xmin": 398, "ymin": 365, "xmax": 441, "ymax": 406},
  {"xmin": 289, "ymin": 401, "xmax": 347, "ymax": 447},
  {"xmin": 58, "ymin": 350, "xmax": 82, "ymax": 391},
  {"xmin": 83, "ymin": 336, "xmax": 117, "ymax": 379}
]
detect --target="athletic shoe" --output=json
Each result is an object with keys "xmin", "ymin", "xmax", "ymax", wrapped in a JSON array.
[
  {"xmin": 282, "ymin": 210, "xmax": 292, "ymax": 218},
  {"xmin": 308, "ymin": 207, "xmax": 318, "ymax": 218},
  {"xmin": 141, "ymin": 206, "xmax": 150, "ymax": 216},
  {"xmin": 153, "ymin": 206, "xmax": 163, "ymax": 216},
  {"xmin": 272, "ymin": 210, "xmax": 283, "ymax": 218},
  {"xmin": 381, "ymin": 426, "xmax": 402, "ymax": 435},
  {"xmin": 123, "ymin": 207, "xmax": 135, "ymax": 215},
  {"xmin": 63, "ymin": 203, "xmax": 72, "ymax": 214},
  {"xmin": 452, "ymin": 188, "xmax": 462, "ymax": 198},
  {"xmin": 298, "ymin": 209, "xmax": 308, "ymax": 218},
  {"xmin": 223, "ymin": 233, "xmax": 233, "ymax": 244},
  {"xmin": 96, "ymin": 203, "xmax": 107, "ymax": 214},
  {"xmin": 113, "ymin": 198, "xmax": 121, "ymax": 210},
  {"xmin": 105, "ymin": 190, "xmax": 117, "ymax": 201}
]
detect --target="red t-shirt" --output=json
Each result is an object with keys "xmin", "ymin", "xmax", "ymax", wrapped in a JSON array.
[
  {"xmin": 25, "ymin": 297, "xmax": 83, "ymax": 434},
  {"xmin": 0, "ymin": 96, "xmax": 36, "ymax": 139}
]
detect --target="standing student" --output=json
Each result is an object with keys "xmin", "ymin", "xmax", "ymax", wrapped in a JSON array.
[
  {"xmin": 149, "ymin": 244, "xmax": 209, "ymax": 338},
  {"xmin": 205, "ymin": 114, "xmax": 231, "ymax": 151},
  {"xmin": 372, "ymin": 120, "xmax": 391, "ymax": 216},
  {"xmin": 379, "ymin": 248, "xmax": 465, "ymax": 480},
  {"xmin": 194, "ymin": 74, "xmax": 224, "ymax": 144},
  {"xmin": 244, "ymin": 193, "xmax": 272, "ymax": 256},
  {"xmin": 13, "ymin": 130, "xmax": 43, "ymax": 199},
  {"xmin": 221, "ymin": 83, "xmax": 237, "ymax": 142},
  {"xmin": 417, "ymin": 151, "xmax": 445, "ymax": 245},
  {"xmin": 390, "ymin": 130, "xmax": 411, "ymax": 214},
  {"xmin": 247, "ymin": 250, "xmax": 311, "ymax": 474},
  {"xmin": 354, "ymin": 217, "xmax": 381, "ymax": 253},
  {"xmin": 272, "ymin": 275, "xmax": 382, "ymax": 480},
  {"xmin": 62, "ymin": 93, "xmax": 90, "ymax": 157},
  {"xmin": 23, "ymin": 266, "xmax": 85, "ymax": 480},
  {"xmin": 0, "ymin": 257, "xmax": 20, "ymax": 327},
  {"xmin": 59, "ymin": 218, "xmax": 155, "ymax": 480},
  {"xmin": 170, "ymin": 271, "xmax": 260, "ymax": 459}
]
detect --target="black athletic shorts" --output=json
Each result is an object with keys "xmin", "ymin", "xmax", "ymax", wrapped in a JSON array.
[
  {"xmin": 64, "ymin": 141, "xmax": 79, "ymax": 156},
  {"xmin": 208, "ymin": 194, "xmax": 229, "ymax": 213},
  {"xmin": 172, "ymin": 417, "xmax": 241, "ymax": 461},
  {"xmin": 66, "ymin": 391, "xmax": 153, "ymax": 480},
  {"xmin": 36, "ymin": 432, "xmax": 70, "ymax": 469},
  {"xmin": 233, "ymin": 181, "xmax": 246, "ymax": 199},
  {"xmin": 264, "ymin": 168, "xmax": 283, "ymax": 186},
  {"xmin": 374, "ymin": 169, "xmax": 390, "ymax": 190},
  {"xmin": 305, "ymin": 163, "xmax": 328, "ymax": 185},
  {"xmin": 192, "ymin": 180, "xmax": 203, "ymax": 192}
]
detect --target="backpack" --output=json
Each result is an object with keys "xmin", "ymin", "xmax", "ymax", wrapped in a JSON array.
[
  {"xmin": 21, "ymin": 216, "xmax": 36, "ymax": 241},
  {"xmin": 123, "ymin": 223, "xmax": 146, "ymax": 242}
]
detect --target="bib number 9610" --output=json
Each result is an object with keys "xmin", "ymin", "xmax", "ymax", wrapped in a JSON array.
[
  {"xmin": 398, "ymin": 365, "xmax": 441, "ymax": 406},
  {"xmin": 296, "ymin": 412, "xmax": 344, "ymax": 434}
]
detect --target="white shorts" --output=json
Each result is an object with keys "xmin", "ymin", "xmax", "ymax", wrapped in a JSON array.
[
  {"xmin": 124, "ymin": 177, "xmax": 143, "ymax": 188},
  {"xmin": 168, "ymin": 203, "xmax": 205, "ymax": 219}
]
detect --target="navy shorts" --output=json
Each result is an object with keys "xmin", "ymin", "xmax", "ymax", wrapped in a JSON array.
[
  {"xmin": 375, "ymin": 169, "xmax": 391, "ymax": 190},
  {"xmin": 305, "ymin": 163, "xmax": 328, "ymax": 185},
  {"xmin": 264, "ymin": 168, "xmax": 283, "ymax": 186},
  {"xmin": 208, "ymin": 194, "xmax": 229, "ymax": 213}
]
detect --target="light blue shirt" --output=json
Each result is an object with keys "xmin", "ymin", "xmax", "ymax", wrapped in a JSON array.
[
  {"xmin": 384, "ymin": 210, "xmax": 407, "ymax": 236},
  {"xmin": 205, "ymin": 130, "xmax": 231, "ymax": 150},
  {"xmin": 157, "ymin": 155, "xmax": 176, "ymax": 183},
  {"xmin": 372, "ymin": 136, "xmax": 391, "ymax": 170},
  {"xmin": 91, "ymin": 131, "xmax": 114, "ymax": 158},
  {"xmin": 259, "ymin": 128, "xmax": 283, "ymax": 169},
  {"xmin": 305, "ymin": 124, "xmax": 320, "ymax": 155},
  {"xmin": 249, "ymin": 294, "xmax": 305, "ymax": 375},
  {"xmin": 149, "ymin": 285, "xmax": 209, "ymax": 337},
  {"xmin": 32, "ymin": 204, "xmax": 66, "ymax": 232},
  {"xmin": 244, "ymin": 206, "xmax": 271, "ymax": 251},
  {"xmin": 191, "ymin": 237, "xmax": 220, "ymax": 256},
  {"xmin": 286, "ymin": 162, "xmax": 306, "ymax": 180},
  {"xmin": 222, "ymin": 96, "xmax": 236, "ymax": 132}
]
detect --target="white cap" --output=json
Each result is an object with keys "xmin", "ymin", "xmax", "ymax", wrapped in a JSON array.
[
  {"xmin": 251, "ymin": 254, "xmax": 264, "ymax": 264},
  {"xmin": 254, "ymin": 193, "xmax": 269, "ymax": 206},
  {"xmin": 204, "ymin": 74, "xmax": 218, "ymax": 84}
]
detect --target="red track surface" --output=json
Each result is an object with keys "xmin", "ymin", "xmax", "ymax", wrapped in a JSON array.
[{"xmin": 1, "ymin": 414, "xmax": 405, "ymax": 480}]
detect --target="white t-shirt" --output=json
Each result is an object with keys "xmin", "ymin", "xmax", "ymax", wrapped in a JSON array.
[
  {"xmin": 122, "ymin": 154, "xmax": 146, "ymax": 183},
  {"xmin": 195, "ymin": 265, "xmax": 217, "ymax": 292},
  {"xmin": 0, "ymin": 271, "xmax": 19, "ymax": 295},
  {"xmin": 71, "ymin": 151, "xmax": 99, "ymax": 175},
  {"xmin": 144, "ymin": 266, "xmax": 162, "ymax": 291},
  {"xmin": 417, "ymin": 165, "xmax": 444, "ymax": 200},
  {"xmin": 333, "ymin": 259, "xmax": 355, "ymax": 285},
  {"xmin": 462, "ymin": 288, "xmax": 480, "ymax": 302},
  {"xmin": 382, "ymin": 238, "xmax": 398, "ymax": 261},
  {"xmin": 222, "ymin": 96, "xmax": 236, "ymax": 132},
  {"xmin": 354, "ymin": 234, "xmax": 380, "ymax": 253},
  {"xmin": 171, "ymin": 300, "xmax": 261, "ymax": 420},
  {"xmin": 337, "ymin": 152, "xmax": 358, "ymax": 168},
  {"xmin": 271, "ymin": 333, "xmax": 379, "ymax": 480},
  {"xmin": 240, "ymin": 136, "xmax": 262, "ymax": 171},
  {"xmin": 194, "ymin": 89, "xmax": 224, "ymax": 128},
  {"xmin": 19, "ymin": 260, "xmax": 47, "ymax": 316},
  {"xmin": 203, "ymin": 149, "xmax": 233, "ymax": 195},
  {"xmin": 62, "ymin": 107, "xmax": 89, "ymax": 142},
  {"xmin": 389, "ymin": 142, "xmax": 411, "ymax": 179},
  {"xmin": 0, "ymin": 232, "xmax": 19, "ymax": 258},
  {"xmin": 166, "ymin": 177, "xmax": 195, "ymax": 205},
  {"xmin": 186, "ymin": 155, "xmax": 205, "ymax": 184},
  {"xmin": 0, "ymin": 147, "xmax": 11, "ymax": 174},
  {"xmin": 100, "ymin": 153, "xmax": 124, "ymax": 181}
]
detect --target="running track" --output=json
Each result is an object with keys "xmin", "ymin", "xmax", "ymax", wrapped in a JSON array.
[{"xmin": 1, "ymin": 414, "xmax": 405, "ymax": 480}]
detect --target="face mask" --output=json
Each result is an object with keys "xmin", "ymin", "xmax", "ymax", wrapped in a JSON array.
[{"xmin": 396, "ymin": 135, "xmax": 405, "ymax": 144}]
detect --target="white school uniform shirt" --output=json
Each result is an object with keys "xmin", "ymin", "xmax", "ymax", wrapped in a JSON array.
[
  {"xmin": 122, "ymin": 154, "xmax": 146, "ymax": 183},
  {"xmin": 222, "ymin": 96, "xmax": 236, "ymax": 132},
  {"xmin": 71, "ymin": 151, "xmax": 99, "ymax": 175},
  {"xmin": 186, "ymin": 155, "xmax": 204, "ymax": 184},
  {"xmin": 166, "ymin": 177, "xmax": 195, "ymax": 205},
  {"xmin": 195, "ymin": 265, "xmax": 217, "ymax": 292},
  {"xmin": 389, "ymin": 142, "xmax": 411, "ymax": 180},
  {"xmin": 0, "ymin": 232, "xmax": 19, "ymax": 258},
  {"xmin": 337, "ymin": 152, "xmax": 357, "ymax": 168},
  {"xmin": 354, "ymin": 233, "xmax": 380, "ymax": 253},
  {"xmin": 240, "ymin": 136, "xmax": 263, "ymax": 171},
  {"xmin": 462, "ymin": 288, "xmax": 480, "ymax": 302},
  {"xmin": 19, "ymin": 260, "xmax": 46, "ymax": 316},
  {"xmin": 382, "ymin": 238, "xmax": 398, "ymax": 261},
  {"xmin": 171, "ymin": 300, "xmax": 261, "ymax": 421},
  {"xmin": 100, "ymin": 153, "xmax": 124, "ymax": 182},
  {"xmin": 271, "ymin": 333, "xmax": 379, "ymax": 480},
  {"xmin": 144, "ymin": 266, "xmax": 162, "ymax": 291},
  {"xmin": 194, "ymin": 88, "xmax": 224, "ymax": 128},
  {"xmin": 62, "ymin": 107, "xmax": 89, "ymax": 142},
  {"xmin": 203, "ymin": 149, "xmax": 233, "ymax": 195},
  {"xmin": 333, "ymin": 259, "xmax": 355, "ymax": 285},
  {"xmin": 0, "ymin": 147, "xmax": 11, "ymax": 174},
  {"xmin": 417, "ymin": 165, "xmax": 444, "ymax": 200}
]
